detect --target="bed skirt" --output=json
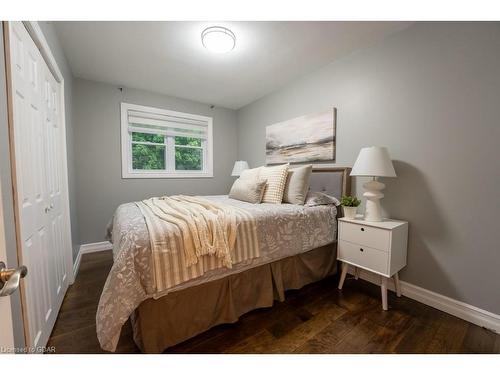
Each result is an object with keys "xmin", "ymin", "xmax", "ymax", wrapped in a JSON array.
[{"xmin": 131, "ymin": 243, "xmax": 338, "ymax": 353}]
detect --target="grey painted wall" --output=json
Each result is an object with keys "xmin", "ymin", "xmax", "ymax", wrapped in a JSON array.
[
  {"xmin": 73, "ymin": 78, "xmax": 238, "ymax": 244},
  {"xmin": 38, "ymin": 22, "xmax": 80, "ymax": 261},
  {"xmin": 237, "ymin": 22, "xmax": 500, "ymax": 314},
  {"xmin": 0, "ymin": 23, "xmax": 25, "ymax": 349}
]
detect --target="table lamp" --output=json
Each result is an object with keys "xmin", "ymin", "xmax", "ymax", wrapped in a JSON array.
[
  {"xmin": 350, "ymin": 146, "xmax": 396, "ymax": 222},
  {"xmin": 231, "ymin": 161, "xmax": 249, "ymax": 177}
]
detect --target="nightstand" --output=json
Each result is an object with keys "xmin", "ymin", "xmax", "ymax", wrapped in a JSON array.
[{"xmin": 337, "ymin": 217, "xmax": 408, "ymax": 310}]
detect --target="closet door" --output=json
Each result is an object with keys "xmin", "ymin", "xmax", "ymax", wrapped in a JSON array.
[{"xmin": 7, "ymin": 21, "xmax": 70, "ymax": 349}]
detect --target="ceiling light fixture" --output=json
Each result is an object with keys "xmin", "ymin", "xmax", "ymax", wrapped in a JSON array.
[{"xmin": 201, "ymin": 26, "xmax": 236, "ymax": 53}]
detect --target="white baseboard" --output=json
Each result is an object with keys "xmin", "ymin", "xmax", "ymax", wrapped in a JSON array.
[
  {"xmin": 70, "ymin": 241, "xmax": 113, "ymax": 284},
  {"xmin": 346, "ymin": 265, "xmax": 500, "ymax": 334},
  {"xmin": 79, "ymin": 241, "xmax": 113, "ymax": 254}
]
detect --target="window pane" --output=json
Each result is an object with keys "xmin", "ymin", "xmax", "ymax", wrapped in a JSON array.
[
  {"xmin": 132, "ymin": 132, "xmax": 164, "ymax": 143},
  {"xmin": 175, "ymin": 147, "xmax": 202, "ymax": 170},
  {"xmin": 175, "ymin": 136, "xmax": 202, "ymax": 147},
  {"xmin": 132, "ymin": 144, "xmax": 165, "ymax": 170}
]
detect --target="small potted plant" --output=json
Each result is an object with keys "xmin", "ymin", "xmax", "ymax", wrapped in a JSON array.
[{"xmin": 340, "ymin": 195, "xmax": 361, "ymax": 219}]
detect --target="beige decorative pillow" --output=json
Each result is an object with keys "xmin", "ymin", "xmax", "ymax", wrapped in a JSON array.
[
  {"xmin": 239, "ymin": 166, "xmax": 262, "ymax": 180},
  {"xmin": 229, "ymin": 178, "xmax": 267, "ymax": 203},
  {"xmin": 283, "ymin": 164, "xmax": 313, "ymax": 205},
  {"xmin": 260, "ymin": 164, "xmax": 290, "ymax": 204}
]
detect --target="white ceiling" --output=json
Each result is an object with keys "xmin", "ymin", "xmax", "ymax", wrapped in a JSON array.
[{"xmin": 54, "ymin": 21, "xmax": 411, "ymax": 109}]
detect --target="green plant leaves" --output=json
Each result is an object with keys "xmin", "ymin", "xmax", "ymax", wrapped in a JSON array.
[{"xmin": 340, "ymin": 195, "xmax": 361, "ymax": 207}]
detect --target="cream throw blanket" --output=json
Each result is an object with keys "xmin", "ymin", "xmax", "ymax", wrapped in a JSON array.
[{"xmin": 137, "ymin": 195, "xmax": 256, "ymax": 293}]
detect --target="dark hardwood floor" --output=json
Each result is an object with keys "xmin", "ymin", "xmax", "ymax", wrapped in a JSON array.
[{"xmin": 47, "ymin": 251, "xmax": 500, "ymax": 354}]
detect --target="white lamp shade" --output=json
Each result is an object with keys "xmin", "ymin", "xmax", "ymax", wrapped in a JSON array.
[
  {"xmin": 231, "ymin": 161, "xmax": 249, "ymax": 176},
  {"xmin": 350, "ymin": 146, "xmax": 396, "ymax": 177}
]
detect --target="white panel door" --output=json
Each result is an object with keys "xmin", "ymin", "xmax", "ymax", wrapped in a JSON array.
[{"xmin": 8, "ymin": 21, "xmax": 70, "ymax": 349}]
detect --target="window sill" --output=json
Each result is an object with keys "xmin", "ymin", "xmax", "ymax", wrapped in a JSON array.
[{"xmin": 122, "ymin": 171, "xmax": 214, "ymax": 179}]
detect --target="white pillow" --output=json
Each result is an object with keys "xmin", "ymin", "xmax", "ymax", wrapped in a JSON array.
[{"xmin": 259, "ymin": 164, "xmax": 290, "ymax": 204}]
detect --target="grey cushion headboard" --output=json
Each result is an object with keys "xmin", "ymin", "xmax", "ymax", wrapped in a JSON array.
[{"xmin": 308, "ymin": 167, "xmax": 351, "ymax": 199}]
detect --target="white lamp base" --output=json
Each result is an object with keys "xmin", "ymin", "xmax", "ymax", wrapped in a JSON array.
[{"xmin": 363, "ymin": 179, "xmax": 385, "ymax": 222}]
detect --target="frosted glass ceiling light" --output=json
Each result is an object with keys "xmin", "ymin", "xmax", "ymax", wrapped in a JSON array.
[{"xmin": 201, "ymin": 26, "xmax": 236, "ymax": 53}]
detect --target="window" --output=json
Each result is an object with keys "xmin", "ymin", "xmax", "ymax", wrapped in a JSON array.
[{"xmin": 121, "ymin": 102, "xmax": 213, "ymax": 178}]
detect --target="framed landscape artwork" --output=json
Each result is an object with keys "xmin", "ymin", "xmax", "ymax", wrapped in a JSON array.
[{"xmin": 265, "ymin": 108, "xmax": 336, "ymax": 164}]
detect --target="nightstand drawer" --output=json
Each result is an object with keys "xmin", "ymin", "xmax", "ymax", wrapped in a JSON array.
[
  {"xmin": 338, "ymin": 240, "xmax": 389, "ymax": 275},
  {"xmin": 339, "ymin": 221, "xmax": 390, "ymax": 251}
]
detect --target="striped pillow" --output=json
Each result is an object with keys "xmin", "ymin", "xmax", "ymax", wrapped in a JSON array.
[{"xmin": 260, "ymin": 164, "xmax": 290, "ymax": 204}]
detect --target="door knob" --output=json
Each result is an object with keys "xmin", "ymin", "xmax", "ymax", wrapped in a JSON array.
[{"xmin": 0, "ymin": 261, "xmax": 28, "ymax": 297}]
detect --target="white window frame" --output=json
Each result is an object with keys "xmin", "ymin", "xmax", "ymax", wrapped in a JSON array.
[{"xmin": 121, "ymin": 102, "xmax": 213, "ymax": 179}]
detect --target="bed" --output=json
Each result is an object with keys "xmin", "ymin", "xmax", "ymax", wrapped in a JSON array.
[{"xmin": 96, "ymin": 167, "xmax": 351, "ymax": 353}]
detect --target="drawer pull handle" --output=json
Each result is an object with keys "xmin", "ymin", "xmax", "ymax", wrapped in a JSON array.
[
  {"xmin": 360, "ymin": 248, "xmax": 364, "ymax": 252},
  {"xmin": 360, "ymin": 228, "xmax": 365, "ymax": 232}
]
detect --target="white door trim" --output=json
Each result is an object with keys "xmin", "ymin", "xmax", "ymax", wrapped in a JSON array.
[{"xmin": 0, "ymin": 177, "xmax": 15, "ymax": 350}]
